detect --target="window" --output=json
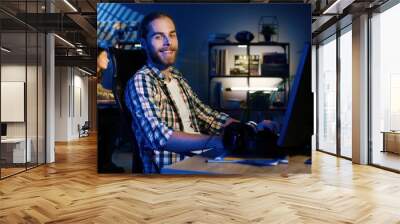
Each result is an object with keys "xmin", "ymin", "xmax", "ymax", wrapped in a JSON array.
[
  {"xmin": 370, "ymin": 2, "xmax": 400, "ymax": 171},
  {"xmin": 0, "ymin": 1, "xmax": 47, "ymax": 179},
  {"xmin": 317, "ymin": 35, "xmax": 337, "ymax": 154},
  {"xmin": 339, "ymin": 27, "xmax": 352, "ymax": 158}
]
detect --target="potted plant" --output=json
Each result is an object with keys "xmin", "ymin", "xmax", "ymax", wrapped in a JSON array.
[{"xmin": 261, "ymin": 24, "xmax": 276, "ymax": 42}]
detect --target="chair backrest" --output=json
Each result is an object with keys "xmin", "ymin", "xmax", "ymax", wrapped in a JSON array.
[
  {"xmin": 82, "ymin": 121, "xmax": 90, "ymax": 129},
  {"xmin": 111, "ymin": 48, "xmax": 147, "ymax": 173}
]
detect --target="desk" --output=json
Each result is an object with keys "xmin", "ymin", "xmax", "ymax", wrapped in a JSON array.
[
  {"xmin": 161, "ymin": 155, "xmax": 310, "ymax": 175},
  {"xmin": 382, "ymin": 131, "xmax": 400, "ymax": 154},
  {"xmin": 1, "ymin": 138, "xmax": 31, "ymax": 163}
]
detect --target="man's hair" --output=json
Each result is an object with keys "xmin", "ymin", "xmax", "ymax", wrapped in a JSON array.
[{"xmin": 138, "ymin": 12, "xmax": 175, "ymax": 40}]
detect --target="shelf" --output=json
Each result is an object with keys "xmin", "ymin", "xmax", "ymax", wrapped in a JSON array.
[
  {"xmin": 208, "ymin": 41, "xmax": 290, "ymax": 121},
  {"xmin": 209, "ymin": 42, "xmax": 290, "ymax": 47},
  {"xmin": 216, "ymin": 107, "xmax": 287, "ymax": 112},
  {"xmin": 210, "ymin": 75, "xmax": 286, "ymax": 78}
]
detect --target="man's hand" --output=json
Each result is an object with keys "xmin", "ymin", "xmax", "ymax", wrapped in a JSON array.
[
  {"xmin": 221, "ymin": 118, "xmax": 240, "ymax": 137},
  {"xmin": 165, "ymin": 131, "xmax": 226, "ymax": 154},
  {"xmin": 222, "ymin": 118, "xmax": 240, "ymax": 128},
  {"xmin": 257, "ymin": 120, "xmax": 280, "ymax": 134}
]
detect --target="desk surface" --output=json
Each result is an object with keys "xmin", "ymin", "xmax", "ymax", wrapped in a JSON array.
[
  {"xmin": 381, "ymin": 131, "xmax": 400, "ymax": 134},
  {"xmin": 1, "ymin": 138, "xmax": 27, "ymax": 143},
  {"xmin": 162, "ymin": 155, "xmax": 311, "ymax": 175}
]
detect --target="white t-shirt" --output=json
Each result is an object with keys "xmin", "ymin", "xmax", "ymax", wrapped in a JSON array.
[{"xmin": 166, "ymin": 78, "xmax": 199, "ymax": 134}]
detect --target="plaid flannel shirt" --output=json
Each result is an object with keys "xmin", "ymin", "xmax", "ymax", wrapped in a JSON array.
[{"xmin": 124, "ymin": 64, "xmax": 230, "ymax": 173}]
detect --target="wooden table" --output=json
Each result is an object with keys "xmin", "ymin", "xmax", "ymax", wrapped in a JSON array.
[
  {"xmin": 382, "ymin": 131, "xmax": 400, "ymax": 154},
  {"xmin": 1, "ymin": 138, "xmax": 32, "ymax": 164},
  {"xmin": 161, "ymin": 154, "xmax": 311, "ymax": 175}
]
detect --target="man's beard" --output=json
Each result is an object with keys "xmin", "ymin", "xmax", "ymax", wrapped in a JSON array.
[{"xmin": 149, "ymin": 46, "xmax": 178, "ymax": 68}]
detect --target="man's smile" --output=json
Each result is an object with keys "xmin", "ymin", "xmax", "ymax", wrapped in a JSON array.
[
  {"xmin": 160, "ymin": 49, "xmax": 175, "ymax": 53},
  {"xmin": 160, "ymin": 50, "xmax": 176, "ymax": 58}
]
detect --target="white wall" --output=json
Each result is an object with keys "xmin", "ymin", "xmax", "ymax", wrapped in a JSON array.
[
  {"xmin": 1, "ymin": 65, "xmax": 26, "ymax": 140},
  {"xmin": 71, "ymin": 72, "xmax": 89, "ymax": 139},
  {"xmin": 55, "ymin": 66, "xmax": 69, "ymax": 141},
  {"xmin": 54, "ymin": 66, "xmax": 89, "ymax": 141},
  {"xmin": 1, "ymin": 63, "xmax": 46, "ymax": 164},
  {"xmin": 1, "ymin": 65, "xmax": 41, "ymax": 137}
]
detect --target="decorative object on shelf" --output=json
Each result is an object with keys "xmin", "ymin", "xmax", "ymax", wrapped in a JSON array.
[
  {"xmin": 235, "ymin": 31, "xmax": 254, "ymax": 43},
  {"xmin": 261, "ymin": 25, "xmax": 276, "ymax": 42},
  {"xmin": 229, "ymin": 68, "xmax": 241, "ymax": 75},
  {"xmin": 270, "ymin": 79, "xmax": 286, "ymax": 108},
  {"xmin": 249, "ymin": 55, "xmax": 260, "ymax": 76},
  {"xmin": 231, "ymin": 54, "xmax": 260, "ymax": 76},
  {"xmin": 208, "ymin": 33, "xmax": 230, "ymax": 43},
  {"xmin": 261, "ymin": 64, "xmax": 289, "ymax": 78},
  {"xmin": 263, "ymin": 52, "xmax": 286, "ymax": 64},
  {"xmin": 249, "ymin": 91, "xmax": 270, "ymax": 110},
  {"xmin": 261, "ymin": 52, "xmax": 288, "ymax": 77},
  {"xmin": 258, "ymin": 16, "xmax": 279, "ymax": 42}
]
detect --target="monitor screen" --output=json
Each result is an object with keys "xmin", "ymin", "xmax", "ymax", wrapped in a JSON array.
[{"xmin": 277, "ymin": 42, "xmax": 313, "ymax": 155}]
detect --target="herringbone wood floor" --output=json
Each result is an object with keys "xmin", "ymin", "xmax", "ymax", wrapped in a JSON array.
[{"xmin": 1, "ymin": 134, "xmax": 400, "ymax": 223}]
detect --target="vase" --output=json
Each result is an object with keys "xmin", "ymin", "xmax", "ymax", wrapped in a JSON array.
[{"xmin": 263, "ymin": 34, "xmax": 272, "ymax": 42}]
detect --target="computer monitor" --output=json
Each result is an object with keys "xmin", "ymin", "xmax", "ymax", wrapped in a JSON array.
[
  {"xmin": 277, "ymin": 42, "xmax": 313, "ymax": 156},
  {"xmin": 1, "ymin": 123, "xmax": 7, "ymax": 138}
]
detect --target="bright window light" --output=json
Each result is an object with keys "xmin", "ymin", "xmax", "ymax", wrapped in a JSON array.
[
  {"xmin": 1, "ymin": 47, "xmax": 11, "ymax": 53},
  {"xmin": 78, "ymin": 67, "xmax": 93, "ymax": 76},
  {"xmin": 63, "ymin": 0, "xmax": 78, "ymax": 12},
  {"xmin": 54, "ymin": 34, "xmax": 75, "ymax": 48}
]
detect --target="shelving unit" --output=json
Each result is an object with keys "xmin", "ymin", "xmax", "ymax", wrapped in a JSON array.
[{"xmin": 208, "ymin": 42, "xmax": 290, "ymax": 121}]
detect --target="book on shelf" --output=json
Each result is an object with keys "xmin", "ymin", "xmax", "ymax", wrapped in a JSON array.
[{"xmin": 211, "ymin": 49, "xmax": 227, "ymax": 76}]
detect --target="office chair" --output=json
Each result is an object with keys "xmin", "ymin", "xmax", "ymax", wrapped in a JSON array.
[
  {"xmin": 111, "ymin": 48, "xmax": 148, "ymax": 173},
  {"xmin": 78, "ymin": 121, "xmax": 90, "ymax": 138}
]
